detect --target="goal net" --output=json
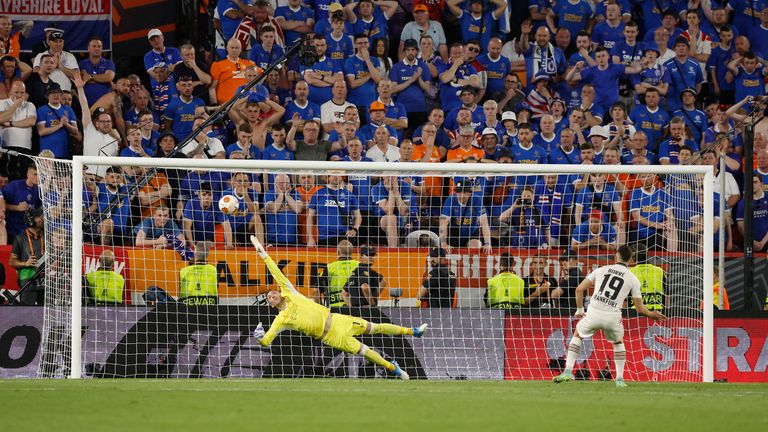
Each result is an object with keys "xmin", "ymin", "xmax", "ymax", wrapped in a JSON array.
[{"xmin": 35, "ymin": 157, "xmax": 714, "ymax": 381}]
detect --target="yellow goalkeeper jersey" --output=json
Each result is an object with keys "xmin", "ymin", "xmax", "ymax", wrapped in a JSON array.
[{"xmin": 260, "ymin": 255, "xmax": 331, "ymax": 346}]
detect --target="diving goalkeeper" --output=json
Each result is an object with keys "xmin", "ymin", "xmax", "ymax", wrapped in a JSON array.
[{"xmin": 250, "ymin": 236, "xmax": 427, "ymax": 380}]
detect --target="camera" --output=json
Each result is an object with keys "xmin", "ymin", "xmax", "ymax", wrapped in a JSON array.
[{"xmin": 518, "ymin": 198, "xmax": 532, "ymax": 206}]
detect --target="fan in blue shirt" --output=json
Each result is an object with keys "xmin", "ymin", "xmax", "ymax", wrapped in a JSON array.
[
  {"xmin": 163, "ymin": 78, "xmax": 204, "ymax": 140},
  {"xmin": 325, "ymin": 19, "xmax": 355, "ymax": 71},
  {"xmin": 591, "ymin": 4, "xmax": 625, "ymax": 50},
  {"xmin": 308, "ymin": 177, "xmax": 361, "ymax": 245},
  {"xmin": 728, "ymin": 0, "xmax": 768, "ymax": 36},
  {"xmin": 550, "ymin": 0, "xmax": 593, "ymax": 42},
  {"xmin": 662, "ymin": 41, "xmax": 704, "ymax": 112},
  {"xmin": 629, "ymin": 173, "xmax": 673, "ymax": 244},
  {"xmin": 476, "ymin": 40, "xmax": 512, "ymax": 97},
  {"xmin": 571, "ymin": 211, "xmax": 617, "ymax": 250},
  {"xmin": 275, "ymin": 1, "xmax": 316, "ymax": 45},
  {"xmin": 574, "ymin": 173, "xmax": 622, "ymax": 224},
  {"xmin": 282, "ymin": 81, "xmax": 323, "ymax": 128},
  {"xmin": 2, "ymin": 167, "xmax": 41, "ymax": 238},
  {"xmin": 305, "ymin": 36, "xmax": 344, "ymax": 105},
  {"xmin": 36, "ymin": 88, "xmax": 78, "ymax": 159},
  {"xmin": 673, "ymin": 89, "xmax": 707, "ymax": 144},
  {"xmin": 510, "ymin": 124, "xmax": 548, "ymax": 188},
  {"xmin": 533, "ymin": 174, "xmax": 575, "ymax": 242},
  {"xmin": 182, "ymin": 184, "xmax": 233, "ymax": 246},
  {"xmin": 96, "ymin": 169, "xmax": 133, "ymax": 239},
  {"xmin": 628, "ymin": 88, "xmax": 669, "ymax": 150},
  {"xmin": 435, "ymin": 48, "xmax": 479, "ymax": 112},
  {"xmin": 566, "ymin": 46, "xmax": 639, "ymax": 112},
  {"xmin": 249, "ymin": 34, "xmax": 286, "ymax": 70},
  {"xmin": 736, "ymin": 175, "xmax": 768, "ymax": 252},
  {"xmin": 658, "ymin": 118, "xmax": 699, "ymax": 165},
  {"xmin": 727, "ymin": 52, "xmax": 767, "ymax": 103},
  {"xmin": 343, "ymin": 35, "xmax": 382, "ymax": 107},
  {"xmin": 447, "ymin": 0, "xmax": 506, "ymax": 52},
  {"xmin": 390, "ymin": 40, "xmax": 432, "ymax": 115},
  {"xmin": 439, "ymin": 181, "xmax": 491, "ymax": 251},
  {"xmin": 264, "ymin": 174, "xmax": 303, "ymax": 245},
  {"xmin": 349, "ymin": 0, "xmax": 396, "ymax": 45}
]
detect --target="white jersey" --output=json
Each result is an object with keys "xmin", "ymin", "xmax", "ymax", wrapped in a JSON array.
[{"xmin": 585, "ymin": 263, "xmax": 641, "ymax": 314}]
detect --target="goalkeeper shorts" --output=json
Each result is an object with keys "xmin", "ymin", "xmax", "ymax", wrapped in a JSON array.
[
  {"xmin": 576, "ymin": 310, "xmax": 624, "ymax": 343},
  {"xmin": 321, "ymin": 313, "xmax": 368, "ymax": 354}
]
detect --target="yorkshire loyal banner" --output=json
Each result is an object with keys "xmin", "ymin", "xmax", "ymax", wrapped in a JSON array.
[{"xmin": 0, "ymin": 0, "xmax": 112, "ymax": 52}]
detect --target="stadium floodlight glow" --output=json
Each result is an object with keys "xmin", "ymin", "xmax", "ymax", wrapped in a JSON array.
[{"xmin": 33, "ymin": 157, "xmax": 713, "ymax": 382}]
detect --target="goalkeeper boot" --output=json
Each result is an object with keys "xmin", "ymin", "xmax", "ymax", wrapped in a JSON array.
[
  {"xmin": 615, "ymin": 378, "xmax": 627, "ymax": 388},
  {"xmin": 413, "ymin": 323, "xmax": 429, "ymax": 338},
  {"xmin": 553, "ymin": 372, "xmax": 574, "ymax": 383},
  {"xmin": 392, "ymin": 361, "xmax": 410, "ymax": 380}
]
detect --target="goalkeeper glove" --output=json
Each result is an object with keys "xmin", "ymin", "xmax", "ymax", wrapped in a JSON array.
[
  {"xmin": 253, "ymin": 322, "xmax": 265, "ymax": 341},
  {"xmin": 250, "ymin": 235, "xmax": 268, "ymax": 258}
]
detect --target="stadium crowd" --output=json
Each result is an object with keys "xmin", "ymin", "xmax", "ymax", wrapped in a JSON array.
[{"xmin": 1, "ymin": 1, "xmax": 768, "ymax": 305}]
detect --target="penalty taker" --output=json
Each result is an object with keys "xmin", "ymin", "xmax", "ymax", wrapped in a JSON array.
[{"xmin": 250, "ymin": 236, "xmax": 427, "ymax": 379}]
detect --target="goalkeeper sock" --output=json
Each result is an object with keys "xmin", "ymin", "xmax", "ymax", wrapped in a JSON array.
[
  {"xmin": 371, "ymin": 323, "xmax": 412, "ymax": 336},
  {"xmin": 614, "ymin": 343, "xmax": 627, "ymax": 380},
  {"xmin": 361, "ymin": 345, "xmax": 395, "ymax": 372},
  {"xmin": 564, "ymin": 336, "xmax": 582, "ymax": 374}
]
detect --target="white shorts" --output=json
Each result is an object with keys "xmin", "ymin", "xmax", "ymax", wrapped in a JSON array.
[{"xmin": 576, "ymin": 310, "xmax": 624, "ymax": 343}]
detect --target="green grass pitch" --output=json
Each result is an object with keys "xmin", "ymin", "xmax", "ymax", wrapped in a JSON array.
[{"xmin": 2, "ymin": 379, "xmax": 766, "ymax": 431}]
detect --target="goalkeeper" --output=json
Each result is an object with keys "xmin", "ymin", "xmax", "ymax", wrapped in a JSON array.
[{"xmin": 250, "ymin": 236, "xmax": 427, "ymax": 380}]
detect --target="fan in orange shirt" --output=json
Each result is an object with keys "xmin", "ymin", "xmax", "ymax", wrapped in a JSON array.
[
  {"xmin": 209, "ymin": 38, "xmax": 260, "ymax": 105},
  {"xmin": 446, "ymin": 126, "xmax": 484, "ymax": 163},
  {"xmin": 411, "ymin": 122, "xmax": 444, "ymax": 197}
]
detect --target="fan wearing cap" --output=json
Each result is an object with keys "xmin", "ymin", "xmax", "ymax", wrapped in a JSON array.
[
  {"xmin": 143, "ymin": 29, "xmax": 182, "ymax": 84},
  {"xmin": 439, "ymin": 179, "xmax": 492, "ymax": 253},
  {"xmin": 642, "ymin": 9, "xmax": 684, "ymax": 48},
  {"xmin": 360, "ymin": 100, "xmax": 397, "ymax": 145},
  {"xmin": 571, "ymin": 209, "xmax": 618, "ymax": 251},
  {"xmin": 478, "ymin": 127, "xmax": 504, "ymax": 161},
  {"xmin": 418, "ymin": 247, "xmax": 456, "ymax": 308},
  {"xmin": 630, "ymin": 47, "xmax": 666, "ymax": 103},
  {"xmin": 672, "ymin": 88, "xmax": 707, "ymax": 144},
  {"xmin": 399, "ymin": 4, "xmax": 448, "ymax": 60},
  {"xmin": 446, "ymin": 0, "xmax": 506, "ymax": 51},
  {"xmin": 36, "ymin": 82, "xmax": 79, "ymax": 159},
  {"xmin": 31, "ymin": 30, "xmax": 79, "ymax": 92},
  {"xmin": 660, "ymin": 37, "xmax": 703, "ymax": 112},
  {"xmin": 341, "ymin": 245, "xmax": 386, "ymax": 307},
  {"xmin": 585, "ymin": 125, "xmax": 609, "ymax": 164}
]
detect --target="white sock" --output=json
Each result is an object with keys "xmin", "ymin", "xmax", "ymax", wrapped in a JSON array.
[
  {"xmin": 564, "ymin": 336, "xmax": 582, "ymax": 374},
  {"xmin": 614, "ymin": 343, "xmax": 626, "ymax": 380}
]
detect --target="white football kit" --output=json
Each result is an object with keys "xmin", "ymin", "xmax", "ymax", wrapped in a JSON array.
[{"xmin": 576, "ymin": 263, "xmax": 642, "ymax": 342}]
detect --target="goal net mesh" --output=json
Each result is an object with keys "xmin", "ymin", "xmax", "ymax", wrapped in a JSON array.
[{"xmin": 35, "ymin": 157, "xmax": 711, "ymax": 381}]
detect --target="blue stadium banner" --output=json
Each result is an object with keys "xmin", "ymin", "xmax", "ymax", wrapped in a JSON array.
[{"xmin": 0, "ymin": 0, "xmax": 112, "ymax": 52}]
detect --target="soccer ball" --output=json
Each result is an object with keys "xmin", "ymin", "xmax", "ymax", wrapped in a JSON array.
[{"xmin": 218, "ymin": 195, "xmax": 239, "ymax": 215}]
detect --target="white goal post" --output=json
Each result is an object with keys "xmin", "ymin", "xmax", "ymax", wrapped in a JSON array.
[{"xmin": 62, "ymin": 157, "xmax": 714, "ymax": 381}]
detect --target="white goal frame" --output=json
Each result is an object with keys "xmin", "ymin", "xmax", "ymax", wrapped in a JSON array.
[{"xmin": 69, "ymin": 157, "xmax": 715, "ymax": 381}]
